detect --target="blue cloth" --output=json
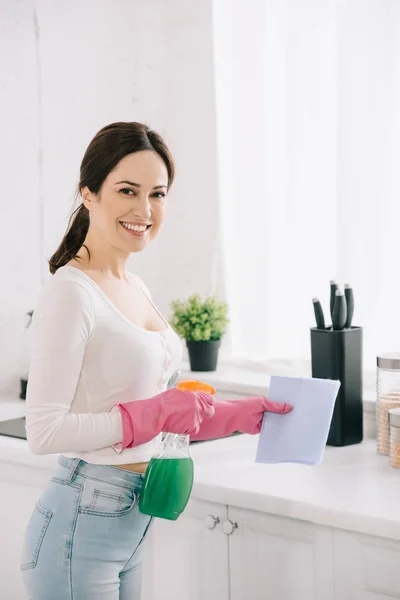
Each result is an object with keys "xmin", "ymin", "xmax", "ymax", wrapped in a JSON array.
[{"xmin": 256, "ymin": 375, "xmax": 341, "ymax": 466}]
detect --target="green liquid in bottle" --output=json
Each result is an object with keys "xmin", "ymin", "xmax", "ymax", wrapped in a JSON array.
[{"xmin": 139, "ymin": 457, "xmax": 194, "ymax": 521}]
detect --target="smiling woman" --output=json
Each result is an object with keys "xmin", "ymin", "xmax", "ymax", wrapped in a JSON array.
[
  {"xmin": 22, "ymin": 121, "xmax": 289, "ymax": 600},
  {"xmin": 49, "ymin": 122, "xmax": 174, "ymax": 273},
  {"xmin": 79, "ymin": 149, "xmax": 169, "ymax": 256},
  {"xmin": 21, "ymin": 122, "xmax": 186, "ymax": 600}
]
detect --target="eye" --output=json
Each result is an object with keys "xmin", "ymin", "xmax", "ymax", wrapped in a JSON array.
[
  {"xmin": 119, "ymin": 188, "xmax": 136, "ymax": 196},
  {"xmin": 152, "ymin": 192, "xmax": 166, "ymax": 199}
]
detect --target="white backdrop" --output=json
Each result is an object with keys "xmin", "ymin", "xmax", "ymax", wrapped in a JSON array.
[
  {"xmin": 0, "ymin": 0, "xmax": 219, "ymax": 392},
  {"xmin": 213, "ymin": 0, "xmax": 400, "ymax": 372}
]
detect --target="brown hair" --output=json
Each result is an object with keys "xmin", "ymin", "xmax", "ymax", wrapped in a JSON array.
[{"xmin": 49, "ymin": 122, "xmax": 175, "ymax": 274}]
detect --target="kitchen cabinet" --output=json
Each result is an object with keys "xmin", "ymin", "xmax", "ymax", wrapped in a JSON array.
[
  {"xmin": 228, "ymin": 507, "xmax": 334, "ymax": 600},
  {"xmin": 333, "ymin": 529, "xmax": 400, "ymax": 599},
  {"xmin": 0, "ymin": 480, "xmax": 42, "ymax": 600},
  {"xmin": 0, "ymin": 457, "xmax": 54, "ymax": 600},
  {"xmin": 143, "ymin": 502, "xmax": 334, "ymax": 600},
  {"xmin": 2, "ymin": 434, "xmax": 400, "ymax": 600},
  {"xmin": 142, "ymin": 498, "xmax": 229, "ymax": 600},
  {"xmin": 144, "ymin": 503, "xmax": 400, "ymax": 600}
]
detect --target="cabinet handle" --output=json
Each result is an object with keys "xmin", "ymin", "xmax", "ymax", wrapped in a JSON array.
[
  {"xmin": 223, "ymin": 520, "xmax": 238, "ymax": 535},
  {"xmin": 204, "ymin": 514, "xmax": 220, "ymax": 530}
]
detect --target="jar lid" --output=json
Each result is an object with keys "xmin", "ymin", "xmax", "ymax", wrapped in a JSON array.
[
  {"xmin": 377, "ymin": 353, "xmax": 400, "ymax": 370},
  {"xmin": 389, "ymin": 407, "xmax": 400, "ymax": 427}
]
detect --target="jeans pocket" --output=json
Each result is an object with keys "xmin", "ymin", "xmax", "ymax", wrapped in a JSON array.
[
  {"xmin": 20, "ymin": 501, "xmax": 53, "ymax": 571},
  {"xmin": 79, "ymin": 480, "xmax": 137, "ymax": 517}
]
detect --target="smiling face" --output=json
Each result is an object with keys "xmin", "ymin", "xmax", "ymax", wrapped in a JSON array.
[{"xmin": 81, "ymin": 150, "xmax": 169, "ymax": 254}]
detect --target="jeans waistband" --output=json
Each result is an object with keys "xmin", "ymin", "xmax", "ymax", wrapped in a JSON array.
[{"xmin": 58, "ymin": 455, "xmax": 145, "ymax": 488}]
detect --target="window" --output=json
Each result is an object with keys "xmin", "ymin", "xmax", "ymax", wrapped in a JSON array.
[{"xmin": 213, "ymin": 0, "xmax": 400, "ymax": 376}]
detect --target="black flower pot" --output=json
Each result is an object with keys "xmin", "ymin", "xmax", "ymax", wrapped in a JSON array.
[{"xmin": 186, "ymin": 340, "xmax": 221, "ymax": 372}]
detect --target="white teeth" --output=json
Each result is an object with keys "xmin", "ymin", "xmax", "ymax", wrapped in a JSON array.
[{"xmin": 121, "ymin": 222, "xmax": 148, "ymax": 232}]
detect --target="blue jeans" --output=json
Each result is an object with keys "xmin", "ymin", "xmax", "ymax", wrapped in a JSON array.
[{"xmin": 20, "ymin": 456, "xmax": 154, "ymax": 600}]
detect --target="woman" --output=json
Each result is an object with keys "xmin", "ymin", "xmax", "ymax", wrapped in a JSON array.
[{"xmin": 21, "ymin": 122, "xmax": 291, "ymax": 600}]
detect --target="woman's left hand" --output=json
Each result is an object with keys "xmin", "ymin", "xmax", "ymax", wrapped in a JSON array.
[{"xmin": 190, "ymin": 396, "xmax": 293, "ymax": 441}]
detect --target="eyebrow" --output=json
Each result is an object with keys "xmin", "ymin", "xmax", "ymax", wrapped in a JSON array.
[{"xmin": 115, "ymin": 180, "xmax": 167, "ymax": 190}]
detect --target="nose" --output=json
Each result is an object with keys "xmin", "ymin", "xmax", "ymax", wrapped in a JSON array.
[{"xmin": 132, "ymin": 194, "xmax": 151, "ymax": 220}]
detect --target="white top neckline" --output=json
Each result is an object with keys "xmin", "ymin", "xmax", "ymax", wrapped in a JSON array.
[
  {"xmin": 25, "ymin": 266, "xmax": 183, "ymax": 464},
  {"xmin": 61, "ymin": 265, "xmax": 170, "ymax": 336}
]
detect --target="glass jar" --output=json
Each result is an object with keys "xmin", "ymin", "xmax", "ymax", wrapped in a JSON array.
[
  {"xmin": 389, "ymin": 408, "xmax": 400, "ymax": 468},
  {"xmin": 376, "ymin": 353, "xmax": 400, "ymax": 455}
]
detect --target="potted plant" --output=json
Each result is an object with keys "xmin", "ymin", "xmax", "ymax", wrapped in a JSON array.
[{"xmin": 170, "ymin": 293, "xmax": 229, "ymax": 371}]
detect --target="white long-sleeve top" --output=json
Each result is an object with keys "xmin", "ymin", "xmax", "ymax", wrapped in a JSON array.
[{"xmin": 26, "ymin": 266, "xmax": 183, "ymax": 463}]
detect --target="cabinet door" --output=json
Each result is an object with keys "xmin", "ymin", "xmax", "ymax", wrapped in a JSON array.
[
  {"xmin": 228, "ymin": 507, "xmax": 334, "ymax": 600},
  {"xmin": 334, "ymin": 529, "xmax": 400, "ymax": 599},
  {"xmin": 142, "ymin": 498, "xmax": 229, "ymax": 600},
  {"xmin": 0, "ymin": 480, "xmax": 42, "ymax": 600}
]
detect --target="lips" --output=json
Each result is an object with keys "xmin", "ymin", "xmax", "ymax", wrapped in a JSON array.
[
  {"xmin": 120, "ymin": 221, "xmax": 152, "ymax": 237},
  {"xmin": 120, "ymin": 221, "xmax": 151, "ymax": 232}
]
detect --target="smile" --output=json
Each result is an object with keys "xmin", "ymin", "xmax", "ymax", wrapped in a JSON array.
[{"xmin": 120, "ymin": 221, "xmax": 152, "ymax": 236}]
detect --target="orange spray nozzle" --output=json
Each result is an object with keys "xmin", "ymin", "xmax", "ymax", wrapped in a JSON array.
[{"xmin": 177, "ymin": 380, "xmax": 216, "ymax": 395}]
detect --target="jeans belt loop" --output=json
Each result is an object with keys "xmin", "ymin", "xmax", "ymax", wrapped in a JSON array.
[{"xmin": 66, "ymin": 458, "xmax": 81, "ymax": 483}]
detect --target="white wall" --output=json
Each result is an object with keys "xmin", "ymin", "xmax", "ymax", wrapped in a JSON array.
[
  {"xmin": 0, "ymin": 0, "xmax": 42, "ymax": 391},
  {"xmin": 0, "ymin": 0, "xmax": 219, "ymax": 392}
]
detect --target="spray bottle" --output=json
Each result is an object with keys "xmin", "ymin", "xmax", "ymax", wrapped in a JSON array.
[{"xmin": 139, "ymin": 380, "xmax": 216, "ymax": 521}]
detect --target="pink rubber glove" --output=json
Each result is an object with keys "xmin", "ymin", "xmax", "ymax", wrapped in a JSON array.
[
  {"xmin": 114, "ymin": 389, "xmax": 215, "ymax": 450},
  {"xmin": 190, "ymin": 396, "xmax": 292, "ymax": 441}
]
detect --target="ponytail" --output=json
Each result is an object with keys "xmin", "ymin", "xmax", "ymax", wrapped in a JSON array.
[{"xmin": 49, "ymin": 204, "xmax": 90, "ymax": 274}]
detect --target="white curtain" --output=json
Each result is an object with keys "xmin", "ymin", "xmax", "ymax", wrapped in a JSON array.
[{"xmin": 212, "ymin": 0, "xmax": 400, "ymax": 376}]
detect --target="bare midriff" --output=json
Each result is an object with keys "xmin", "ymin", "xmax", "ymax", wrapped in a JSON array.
[{"xmin": 115, "ymin": 462, "xmax": 149, "ymax": 474}]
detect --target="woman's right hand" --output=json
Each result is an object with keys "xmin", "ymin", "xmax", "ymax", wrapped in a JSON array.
[
  {"xmin": 115, "ymin": 388, "xmax": 215, "ymax": 450},
  {"xmin": 158, "ymin": 388, "xmax": 215, "ymax": 433}
]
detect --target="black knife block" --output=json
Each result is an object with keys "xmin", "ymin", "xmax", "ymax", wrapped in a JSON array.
[{"xmin": 310, "ymin": 326, "xmax": 363, "ymax": 446}]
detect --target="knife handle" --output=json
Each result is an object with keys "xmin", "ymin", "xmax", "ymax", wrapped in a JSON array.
[
  {"xmin": 332, "ymin": 290, "xmax": 347, "ymax": 330},
  {"xmin": 344, "ymin": 285, "xmax": 354, "ymax": 328},
  {"xmin": 330, "ymin": 280, "xmax": 339, "ymax": 320},
  {"xmin": 312, "ymin": 297, "xmax": 326, "ymax": 329}
]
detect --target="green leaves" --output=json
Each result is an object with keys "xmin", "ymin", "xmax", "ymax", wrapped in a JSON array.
[{"xmin": 170, "ymin": 293, "xmax": 229, "ymax": 342}]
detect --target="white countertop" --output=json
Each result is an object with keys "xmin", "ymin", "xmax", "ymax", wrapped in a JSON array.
[
  {"xmin": 191, "ymin": 435, "xmax": 400, "ymax": 541},
  {"xmin": 0, "ymin": 396, "xmax": 26, "ymax": 421},
  {"xmin": 0, "ymin": 396, "xmax": 395, "ymax": 542}
]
